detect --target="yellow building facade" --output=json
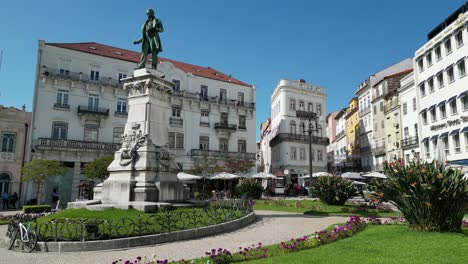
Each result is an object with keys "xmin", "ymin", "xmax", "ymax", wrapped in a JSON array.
[{"xmin": 345, "ymin": 97, "xmax": 361, "ymax": 170}]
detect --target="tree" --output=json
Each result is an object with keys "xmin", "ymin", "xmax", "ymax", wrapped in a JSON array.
[
  {"xmin": 82, "ymin": 156, "xmax": 113, "ymax": 181},
  {"xmin": 189, "ymin": 158, "xmax": 223, "ymax": 177},
  {"xmin": 21, "ymin": 159, "xmax": 67, "ymax": 205},
  {"xmin": 223, "ymin": 158, "xmax": 254, "ymax": 174}
]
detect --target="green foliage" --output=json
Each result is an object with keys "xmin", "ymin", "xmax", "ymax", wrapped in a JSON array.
[
  {"xmin": 310, "ymin": 176, "xmax": 356, "ymax": 205},
  {"xmin": 223, "ymin": 158, "xmax": 255, "ymax": 174},
  {"xmin": 235, "ymin": 179, "xmax": 263, "ymax": 199},
  {"xmin": 23, "ymin": 205, "xmax": 51, "ymax": 214},
  {"xmin": 373, "ymin": 160, "xmax": 468, "ymax": 232},
  {"xmin": 189, "ymin": 159, "xmax": 223, "ymax": 176},
  {"xmin": 82, "ymin": 156, "xmax": 113, "ymax": 180}
]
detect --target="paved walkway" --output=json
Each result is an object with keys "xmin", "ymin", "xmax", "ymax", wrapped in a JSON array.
[{"xmin": 0, "ymin": 210, "xmax": 348, "ymax": 264}]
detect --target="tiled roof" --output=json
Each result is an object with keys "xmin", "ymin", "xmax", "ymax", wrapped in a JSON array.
[
  {"xmin": 383, "ymin": 69, "xmax": 414, "ymax": 80},
  {"xmin": 46, "ymin": 42, "xmax": 252, "ymax": 87}
]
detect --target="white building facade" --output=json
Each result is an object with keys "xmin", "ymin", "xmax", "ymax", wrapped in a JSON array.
[
  {"xmin": 398, "ymin": 72, "xmax": 420, "ymax": 164},
  {"xmin": 28, "ymin": 41, "xmax": 256, "ymax": 204},
  {"xmin": 333, "ymin": 109, "xmax": 347, "ymax": 171},
  {"xmin": 268, "ymin": 79, "xmax": 328, "ymax": 179},
  {"xmin": 415, "ymin": 5, "xmax": 468, "ymax": 166}
]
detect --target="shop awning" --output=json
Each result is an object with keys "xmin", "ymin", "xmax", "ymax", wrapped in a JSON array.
[
  {"xmin": 420, "ymin": 108, "xmax": 427, "ymax": 114},
  {"xmin": 447, "ymin": 96, "xmax": 457, "ymax": 104},
  {"xmin": 456, "ymin": 56, "xmax": 466, "ymax": 64},
  {"xmin": 450, "ymin": 129, "xmax": 460, "ymax": 136},
  {"xmin": 461, "ymin": 127, "xmax": 468, "ymax": 134},
  {"xmin": 445, "ymin": 63, "xmax": 454, "ymax": 70},
  {"xmin": 273, "ymin": 169, "xmax": 286, "ymax": 177},
  {"xmin": 437, "ymin": 100, "xmax": 446, "ymax": 107},
  {"xmin": 435, "ymin": 70, "xmax": 443, "ymax": 76},
  {"xmin": 421, "ymin": 137, "xmax": 429, "ymax": 143},
  {"xmin": 458, "ymin": 91, "xmax": 467, "ymax": 99},
  {"xmin": 428, "ymin": 105, "xmax": 436, "ymax": 111},
  {"xmin": 439, "ymin": 132, "xmax": 449, "ymax": 139},
  {"xmin": 430, "ymin": 135, "xmax": 439, "ymax": 141}
]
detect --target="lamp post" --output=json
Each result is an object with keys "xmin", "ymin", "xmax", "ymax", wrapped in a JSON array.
[{"xmin": 296, "ymin": 111, "xmax": 319, "ymax": 197}]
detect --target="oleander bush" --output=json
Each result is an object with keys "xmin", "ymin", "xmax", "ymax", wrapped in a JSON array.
[
  {"xmin": 310, "ymin": 176, "xmax": 356, "ymax": 205},
  {"xmin": 373, "ymin": 160, "xmax": 468, "ymax": 232},
  {"xmin": 235, "ymin": 179, "xmax": 263, "ymax": 199},
  {"xmin": 23, "ymin": 205, "xmax": 51, "ymax": 214}
]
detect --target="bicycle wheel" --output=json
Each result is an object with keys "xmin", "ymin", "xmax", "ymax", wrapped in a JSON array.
[
  {"xmin": 8, "ymin": 228, "xmax": 17, "ymax": 250},
  {"xmin": 6, "ymin": 223, "xmax": 15, "ymax": 239},
  {"xmin": 23, "ymin": 230, "xmax": 37, "ymax": 253}
]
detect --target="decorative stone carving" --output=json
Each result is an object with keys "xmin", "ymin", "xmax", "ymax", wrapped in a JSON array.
[{"xmin": 119, "ymin": 127, "xmax": 147, "ymax": 166}]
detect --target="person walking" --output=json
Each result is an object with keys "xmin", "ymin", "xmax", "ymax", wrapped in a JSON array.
[
  {"xmin": 2, "ymin": 191, "xmax": 9, "ymax": 209},
  {"xmin": 10, "ymin": 192, "xmax": 18, "ymax": 209},
  {"xmin": 51, "ymin": 189, "xmax": 59, "ymax": 208}
]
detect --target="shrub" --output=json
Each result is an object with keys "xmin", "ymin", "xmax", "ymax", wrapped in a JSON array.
[
  {"xmin": 373, "ymin": 160, "xmax": 468, "ymax": 232},
  {"xmin": 310, "ymin": 176, "xmax": 356, "ymax": 205},
  {"xmin": 23, "ymin": 205, "xmax": 51, "ymax": 214},
  {"xmin": 235, "ymin": 179, "xmax": 263, "ymax": 199}
]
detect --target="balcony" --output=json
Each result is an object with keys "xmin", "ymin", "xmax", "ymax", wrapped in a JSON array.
[
  {"xmin": 359, "ymin": 107, "xmax": 371, "ymax": 116},
  {"xmin": 169, "ymin": 117, "xmax": 183, "ymax": 127},
  {"xmin": 191, "ymin": 149, "xmax": 256, "ymax": 160},
  {"xmin": 171, "ymin": 90, "xmax": 255, "ymax": 109},
  {"xmin": 53, "ymin": 103, "xmax": 70, "ymax": 110},
  {"xmin": 269, "ymin": 133, "xmax": 329, "ymax": 148},
  {"xmin": 78, "ymin": 105, "xmax": 109, "ymax": 116},
  {"xmin": 372, "ymin": 146, "xmax": 386, "ymax": 156},
  {"xmin": 214, "ymin": 122, "xmax": 237, "ymax": 130},
  {"xmin": 36, "ymin": 138, "xmax": 120, "ymax": 151},
  {"xmin": 42, "ymin": 68, "xmax": 123, "ymax": 88},
  {"xmin": 335, "ymin": 130, "xmax": 346, "ymax": 140},
  {"xmin": 401, "ymin": 136, "xmax": 419, "ymax": 149},
  {"xmin": 114, "ymin": 110, "xmax": 128, "ymax": 117}
]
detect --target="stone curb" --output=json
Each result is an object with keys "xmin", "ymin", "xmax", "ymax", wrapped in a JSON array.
[{"xmin": 5, "ymin": 212, "xmax": 257, "ymax": 252}]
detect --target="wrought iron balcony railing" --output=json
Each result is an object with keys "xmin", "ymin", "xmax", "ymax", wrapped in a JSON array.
[
  {"xmin": 36, "ymin": 138, "xmax": 120, "ymax": 151},
  {"xmin": 169, "ymin": 117, "xmax": 184, "ymax": 126},
  {"xmin": 269, "ymin": 133, "xmax": 329, "ymax": 148},
  {"xmin": 171, "ymin": 90, "xmax": 255, "ymax": 109},
  {"xmin": 190, "ymin": 149, "xmax": 256, "ymax": 160},
  {"xmin": 78, "ymin": 105, "xmax": 110, "ymax": 116},
  {"xmin": 401, "ymin": 136, "xmax": 419, "ymax": 149},
  {"xmin": 214, "ymin": 122, "xmax": 237, "ymax": 130},
  {"xmin": 53, "ymin": 103, "xmax": 70, "ymax": 110},
  {"xmin": 372, "ymin": 146, "xmax": 386, "ymax": 156},
  {"xmin": 114, "ymin": 110, "xmax": 128, "ymax": 116},
  {"xmin": 43, "ymin": 68, "xmax": 123, "ymax": 88}
]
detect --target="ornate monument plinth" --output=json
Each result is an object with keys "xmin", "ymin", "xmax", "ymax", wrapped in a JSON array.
[{"xmin": 69, "ymin": 69, "xmax": 184, "ymax": 212}]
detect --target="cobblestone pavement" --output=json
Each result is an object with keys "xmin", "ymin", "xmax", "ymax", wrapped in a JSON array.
[{"xmin": 0, "ymin": 210, "xmax": 348, "ymax": 264}]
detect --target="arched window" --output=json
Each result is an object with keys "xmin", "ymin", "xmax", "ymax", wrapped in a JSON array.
[
  {"xmin": 0, "ymin": 173, "xmax": 11, "ymax": 194},
  {"xmin": 290, "ymin": 121, "xmax": 296, "ymax": 134},
  {"xmin": 300, "ymin": 122, "xmax": 305, "ymax": 134}
]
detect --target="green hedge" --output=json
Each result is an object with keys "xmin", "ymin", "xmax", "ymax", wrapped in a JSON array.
[{"xmin": 23, "ymin": 205, "xmax": 52, "ymax": 214}]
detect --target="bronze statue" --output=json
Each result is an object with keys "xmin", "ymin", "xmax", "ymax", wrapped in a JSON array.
[{"xmin": 134, "ymin": 9, "xmax": 164, "ymax": 69}]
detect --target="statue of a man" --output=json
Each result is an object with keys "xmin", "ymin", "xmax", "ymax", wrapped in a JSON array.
[{"xmin": 134, "ymin": 9, "xmax": 164, "ymax": 69}]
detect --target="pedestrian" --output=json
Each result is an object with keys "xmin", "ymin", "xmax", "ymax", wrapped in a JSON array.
[
  {"xmin": 51, "ymin": 189, "xmax": 59, "ymax": 208},
  {"xmin": 2, "ymin": 191, "xmax": 9, "ymax": 209},
  {"xmin": 10, "ymin": 192, "xmax": 18, "ymax": 209}
]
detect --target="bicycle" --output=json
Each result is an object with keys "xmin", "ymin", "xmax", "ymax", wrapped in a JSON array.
[{"xmin": 8, "ymin": 218, "xmax": 38, "ymax": 252}]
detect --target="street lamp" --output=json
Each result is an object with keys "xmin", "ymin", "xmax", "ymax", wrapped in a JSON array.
[{"xmin": 296, "ymin": 110, "xmax": 319, "ymax": 197}]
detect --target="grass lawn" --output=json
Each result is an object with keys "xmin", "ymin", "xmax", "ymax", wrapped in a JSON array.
[
  {"xmin": 0, "ymin": 219, "xmax": 8, "ymax": 225},
  {"xmin": 244, "ymin": 225, "xmax": 468, "ymax": 264},
  {"xmin": 253, "ymin": 199, "xmax": 398, "ymax": 217}
]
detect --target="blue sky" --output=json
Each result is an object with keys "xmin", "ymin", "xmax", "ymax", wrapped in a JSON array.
[{"xmin": 0, "ymin": 0, "xmax": 466, "ymax": 141}]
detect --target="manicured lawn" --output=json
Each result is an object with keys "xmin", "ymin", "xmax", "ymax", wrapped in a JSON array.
[
  {"xmin": 244, "ymin": 225, "xmax": 468, "ymax": 264},
  {"xmin": 0, "ymin": 219, "xmax": 8, "ymax": 225},
  {"xmin": 253, "ymin": 199, "xmax": 398, "ymax": 217}
]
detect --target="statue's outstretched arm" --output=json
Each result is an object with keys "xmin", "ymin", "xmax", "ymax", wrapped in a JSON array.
[{"xmin": 133, "ymin": 38, "xmax": 143, "ymax": 45}]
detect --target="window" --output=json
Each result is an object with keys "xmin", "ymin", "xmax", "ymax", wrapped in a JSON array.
[
  {"xmin": 445, "ymin": 38, "xmax": 452, "ymax": 54},
  {"xmin": 200, "ymin": 85, "xmax": 208, "ymax": 100},
  {"xmin": 373, "ymin": 105, "xmax": 377, "ymax": 114},
  {"xmin": 455, "ymin": 31, "xmax": 463, "ymax": 47},
  {"xmin": 172, "ymin": 106, "xmax": 181, "ymax": 117},
  {"xmin": 422, "ymin": 112, "xmax": 428, "ymax": 125},
  {"xmin": 113, "ymin": 127, "xmax": 124, "ymax": 143},
  {"xmin": 311, "ymin": 149, "xmax": 315, "ymax": 161},
  {"xmin": 220, "ymin": 112, "xmax": 228, "ymax": 125},
  {"xmin": 308, "ymin": 103, "xmax": 313, "ymax": 112},
  {"xmin": 458, "ymin": 60, "xmax": 466, "ymax": 77},
  {"xmin": 118, "ymin": 73, "xmax": 127, "ymax": 84},
  {"xmin": 169, "ymin": 132, "xmax": 184, "ymax": 149},
  {"xmin": 90, "ymin": 70, "xmax": 100, "ymax": 81},
  {"xmin": 440, "ymin": 104, "xmax": 447, "ymax": 119},
  {"xmin": 0, "ymin": 173, "xmax": 10, "ymax": 195},
  {"xmin": 317, "ymin": 124, "xmax": 323, "ymax": 136},
  {"xmin": 417, "ymin": 58, "xmax": 424, "ymax": 72},
  {"xmin": 462, "ymin": 96, "xmax": 468, "ymax": 111},
  {"xmin": 430, "ymin": 108, "xmax": 437, "ymax": 122},
  {"xmin": 219, "ymin": 138, "xmax": 228, "ymax": 152},
  {"xmin": 465, "ymin": 133, "xmax": 468, "ymax": 152},
  {"xmin": 56, "ymin": 89, "xmax": 69, "ymax": 107},
  {"xmin": 299, "ymin": 101, "xmax": 304, "ymax": 109},
  {"xmin": 379, "ymin": 101, "xmax": 384, "ymax": 112},
  {"xmin": 199, "ymin": 136, "xmax": 209, "ymax": 150},
  {"xmin": 51, "ymin": 122, "xmax": 68, "ymax": 140},
  {"xmin": 117, "ymin": 98, "xmax": 127, "ymax": 113},
  {"xmin": 403, "ymin": 102, "xmax": 408, "ymax": 115},
  {"xmin": 404, "ymin": 127, "xmax": 409, "ymax": 138},
  {"xmin": 237, "ymin": 92, "xmax": 244, "ymax": 106},
  {"xmin": 300, "ymin": 122, "xmax": 305, "ymax": 134},
  {"xmin": 447, "ymin": 67, "xmax": 455, "ymax": 83},
  {"xmin": 443, "ymin": 137, "xmax": 449, "ymax": 155},
  {"xmin": 432, "ymin": 139, "xmax": 438, "ymax": 157},
  {"xmin": 414, "ymin": 124, "xmax": 418, "ymax": 136},
  {"xmin": 424, "ymin": 141, "xmax": 430, "ymax": 158},
  {"xmin": 453, "ymin": 134, "xmax": 461, "ymax": 153},
  {"xmin": 316, "ymin": 104, "xmax": 322, "ymax": 115},
  {"xmin": 450, "ymin": 101, "xmax": 458, "ymax": 115},
  {"xmin": 388, "ymin": 135, "xmax": 391, "ymax": 144},
  {"xmin": 238, "ymin": 139, "xmax": 246, "ymax": 153},
  {"xmin": 290, "ymin": 121, "xmax": 296, "ymax": 134},
  {"xmin": 201, "ymin": 111, "xmax": 209, "ymax": 118},
  {"xmin": 428, "ymin": 78, "xmax": 434, "ymax": 93},
  {"xmin": 426, "ymin": 52, "xmax": 432, "ymax": 67},
  {"xmin": 290, "ymin": 147, "xmax": 297, "ymax": 160},
  {"xmin": 1, "ymin": 132, "xmax": 16, "ymax": 152},
  {"xmin": 374, "ymin": 122, "xmax": 377, "ymax": 131},
  {"xmin": 84, "ymin": 124, "xmax": 99, "ymax": 142},
  {"xmin": 381, "ymin": 138, "xmax": 386, "ymax": 147},
  {"xmin": 289, "ymin": 99, "xmax": 296, "ymax": 111},
  {"xmin": 219, "ymin": 89, "xmax": 227, "ymax": 103},
  {"xmin": 88, "ymin": 95, "xmax": 99, "ymax": 111},
  {"xmin": 419, "ymin": 83, "xmax": 426, "ymax": 97},
  {"xmin": 299, "ymin": 148, "xmax": 306, "ymax": 160},
  {"xmin": 239, "ymin": 115, "xmax": 246, "ymax": 129},
  {"xmin": 172, "ymin": 79, "xmax": 180, "ymax": 91},
  {"xmin": 435, "ymin": 45, "xmax": 442, "ymax": 61},
  {"xmin": 381, "ymin": 120, "xmax": 384, "ymax": 129},
  {"xmin": 59, "ymin": 68, "xmax": 70, "ymax": 76},
  {"xmin": 437, "ymin": 73, "xmax": 444, "ymax": 88},
  {"xmin": 318, "ymin": 150, "xmax": 323, "ymax": 161},
  {"xmin": 412, "ymin": 97, "xmax": 417, "ymax": 111}
]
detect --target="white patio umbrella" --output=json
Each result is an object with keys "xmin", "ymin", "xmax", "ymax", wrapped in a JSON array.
[
  {"xmin": 341, "ymin": 172, "xmax": 366, "ymax": 180},
  {"xmin": 299, "ymin": 172, "xmax": 332, "ymax": 179},
  {"xmin": 210, "ymin": 172, "xmax": 240, "ymax": 192},
  {"xmin": 252, "ymin": 172, "xmax": 279, "ymax": 180},
  {"xmin": 362, "ymin": 171, "xmax": 387, "ymax": 179},
  {"xmin": 177, "ymin": 172, "xmax": 204, "ymax": 181},
  {"xmin": 352, "ymin": 181, "xmax": 367, "ymax": 185}
]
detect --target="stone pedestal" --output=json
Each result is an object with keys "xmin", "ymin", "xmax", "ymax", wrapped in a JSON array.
[{"xmin": 69, "ymin": 68, "xmax": 184, "ymax": 212}]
